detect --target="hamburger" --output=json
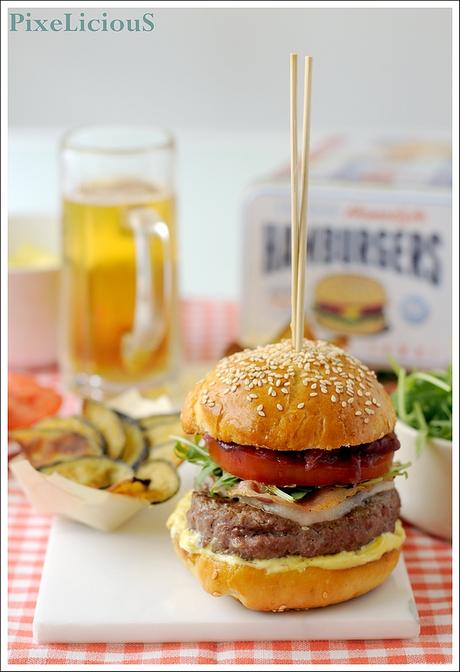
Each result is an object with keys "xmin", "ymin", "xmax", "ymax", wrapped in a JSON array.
[
  {"xmin": 168, "ymin": 339, "xmax": 406, "ymax": 612},
  {"xmin": 314, "ymin": 274, "xmax": 386, "ymax": 335}
]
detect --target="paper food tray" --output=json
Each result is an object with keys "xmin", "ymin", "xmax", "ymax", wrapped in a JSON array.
[{"xmin": 10, "ymin": 457, "xmax": 149, "ymax": 531}]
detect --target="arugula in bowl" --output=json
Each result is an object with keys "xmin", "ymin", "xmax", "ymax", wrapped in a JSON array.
[{"xmin": 390, "ymin": 358, "xmax": 452, "ymax": 453}]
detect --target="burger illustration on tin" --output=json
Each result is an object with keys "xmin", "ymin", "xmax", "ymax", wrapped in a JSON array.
[{"xmin": 313, "ymin": 273, "xmax": 387, "ymax": 335}]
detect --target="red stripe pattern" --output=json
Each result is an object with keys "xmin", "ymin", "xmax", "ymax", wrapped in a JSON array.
[{"xmin": 7, "ymin": 299, "xmax": 452, "ymax": 664}]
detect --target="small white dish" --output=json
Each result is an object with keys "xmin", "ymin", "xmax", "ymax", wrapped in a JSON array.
[
  {"xmin": 396, "ymin": 419, "xmax": 452, "ymax": 540},
  {"xmin": 8, "ymin": 214, "xmax": 60, "ymax": 368}
]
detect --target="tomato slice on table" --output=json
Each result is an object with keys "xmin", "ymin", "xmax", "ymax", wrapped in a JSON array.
[{"xmin": 8, "ymin": 373, "xmax": 62, "ymax": 430}]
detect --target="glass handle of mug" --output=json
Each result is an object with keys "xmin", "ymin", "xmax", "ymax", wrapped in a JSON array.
[{"xmin": 121, "ymin": 207, "xmax": 171, "ymax": 371}]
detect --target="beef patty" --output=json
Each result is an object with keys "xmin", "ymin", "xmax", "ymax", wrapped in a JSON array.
[{"xmin": 187, "ymin": 488, "xmax": 400, "ymax": 560}]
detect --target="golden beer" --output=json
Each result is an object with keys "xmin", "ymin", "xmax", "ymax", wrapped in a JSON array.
[{"xmin": 62, "ymin": 178, "xmax": 178, "ymax": 388}]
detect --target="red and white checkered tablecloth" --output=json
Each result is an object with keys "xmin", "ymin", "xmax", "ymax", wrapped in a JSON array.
[{"xmin": 7, "ymin": 299, "xmax": 453, "ymax": 665}]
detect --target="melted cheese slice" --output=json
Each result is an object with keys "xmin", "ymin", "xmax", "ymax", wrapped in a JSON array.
[
  {"xmin": 228, "ymin": 479, "xmax": 395, "ymax": 527},
  {"xmin": 167, "ymin": 491, "xmax": 405, "ymax": 575}
]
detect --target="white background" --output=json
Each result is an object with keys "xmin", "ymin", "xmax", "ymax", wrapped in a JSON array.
[{"xmin": 8, "ymin": 6, "xmax": 452, "ymax": 298}]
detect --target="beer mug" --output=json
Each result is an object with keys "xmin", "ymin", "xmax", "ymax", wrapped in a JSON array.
[{"xmin": 60, "ymin": 125, "xmax": 179, "ymax": 396}]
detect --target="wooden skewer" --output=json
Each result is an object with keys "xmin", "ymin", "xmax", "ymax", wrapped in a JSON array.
[
  {"xmin": 295, "ymin": 56, "xmax": 313, "ymax": 350},
  {"xmin": 290, "ymin": 54, "xmax": 313, "ymax": 351},
  {"xmin": 290, "ymin": 53, "xmax": 299, "ymax": 350}
]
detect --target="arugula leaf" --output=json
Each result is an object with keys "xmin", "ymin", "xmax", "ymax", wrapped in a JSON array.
[
  {"xmin": 173, "ymin": 435, "xmax": 239, "ymax": 495},
  {"xmin": 385, "ymin": 461, "xmax": 411, "ymax": 480},
  {"xmin": 390, "ymin": 361, "xmax": 452, "ymax": 451},
  {"xmin": 210, "ymin": 471, "xmax": 240, "ymax": 494},
  {"xmin": 334, "ymin": 461, "xmax": 411, "ymax": 489},
  {"xmin": 173, "ymin": 435, "xmax": 208, "ymax": 463},
  {"xmin": 266, "ymin": 485, "xmax": 316, "ymax": 502},
  {"xmin": 265, "ymin": 485, "xmax": 297, "ymax": 502},
  {"xmin": 288, "ymin": 487, "xmax": 316, "ymax": 500}
]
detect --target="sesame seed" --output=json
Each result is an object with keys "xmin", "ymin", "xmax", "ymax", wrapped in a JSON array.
[
  {"xmin": 214, "ymin": 340, "xmax": 378, "ymax": 414},
  {"xmin": 357, "ymin": 390, "xmax": 363, "ymax": 397},
  {"xmin": 347, "ymin": 397, "xmax": 354, "ymax": 404},
  {"xmin": 355, "ymin": 410, "xmax": 362, "ymax": 416},
  {"xmin": 258, "ymin": 410, "xmax": 265, "ymax": 417},
  {"xmin": 341, "ymin": 401, "xmax": 347, "ymax": 408},
  {"xmin": 365, "ymin": 408, "xmax": 375, "ymax": 415},
  {"xmin": 331, "ymin": 395, "xmax": 337, "ymax": 402},
  {"xmin": 364, "ymin": 418, "xmax": 370, "ymax": 424},
  {"xmin": 276, "ymin": 403, "xmax": 283, "ymax": 411},
  {"xmin": 297, "ymin": 402, "xmax": 305, "ymax": 409},
  {"xmin": 365, "ymin": 400, "xmax": 372, "ymax": 405},
  {"xmin": 249, "ymin": 393, "xmax": 258, "ymax": 399},
  {"xmin": 256, "ymin": 404, "xmax": 263, "ymax": 411},
  {"xmin": 310, "ymin": 392, "xmax": 318, "ymax": 397}
]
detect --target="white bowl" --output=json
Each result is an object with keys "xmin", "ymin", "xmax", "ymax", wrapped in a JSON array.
[
  {"xmin": 8, "ymin": 215, "xmax": 60, "ymax": 368},
  {"xmin": 395, "ymin": 419, "xmax": 452, "ymax": 540}
]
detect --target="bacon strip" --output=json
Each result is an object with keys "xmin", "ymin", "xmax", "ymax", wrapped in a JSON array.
[{"xmin": 223, "ymin": 478, "xmax": 395, "ymax": 527}]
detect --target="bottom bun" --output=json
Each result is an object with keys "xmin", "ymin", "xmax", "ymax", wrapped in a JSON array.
[{"xmin": 173, "ymin": 539, "xmax": 400, "ymax": 612}]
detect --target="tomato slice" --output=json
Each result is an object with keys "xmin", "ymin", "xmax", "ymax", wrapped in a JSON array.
[
  {"xmin": 206, "ymin": 433, "xmax": 398, "ymax": 487},
  {"xmin": 8, "ymin": 373, "xmax": 62, "ymax": 430}
]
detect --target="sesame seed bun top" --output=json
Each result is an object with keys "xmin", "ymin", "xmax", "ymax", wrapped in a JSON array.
[
  {"xmin": 315, "ymin": 274, "xmax": 386, "ymax": 308},
  {"xmin": 181, "ymin": 340, "xmax": 396, "ymax": 451}
]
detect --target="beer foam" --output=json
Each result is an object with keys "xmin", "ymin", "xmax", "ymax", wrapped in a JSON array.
[{"xmin": 68, "ymin": 178, "xmax": 171, "ymax": 205}]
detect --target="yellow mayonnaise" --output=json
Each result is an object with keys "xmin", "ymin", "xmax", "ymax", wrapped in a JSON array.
[{"xmin": 167, "ymin": 491, "xmax": 405, "ymax": 574}]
